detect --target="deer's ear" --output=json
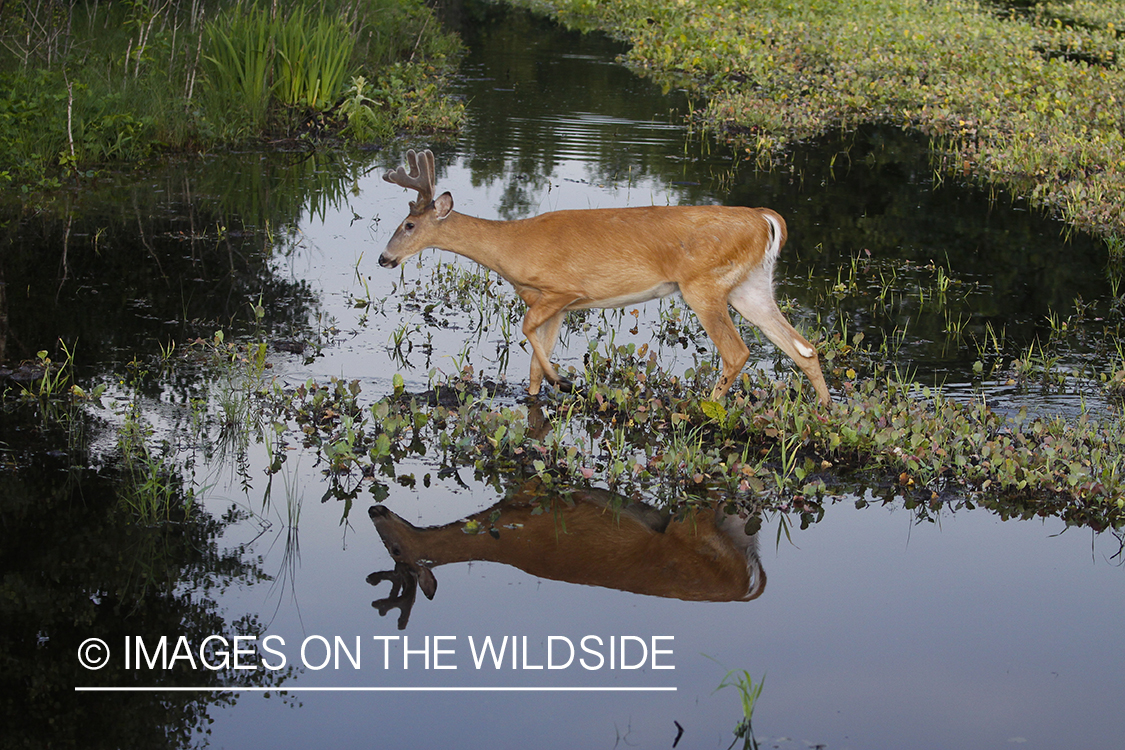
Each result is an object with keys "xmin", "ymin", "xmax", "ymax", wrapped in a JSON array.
[
  {"xmin": 434, "ymin": 192, "xmax": 454, "ymax": 220},
  {"xmin": 418, "ymin": 566, "xmax": 438, "ymax": 599}
]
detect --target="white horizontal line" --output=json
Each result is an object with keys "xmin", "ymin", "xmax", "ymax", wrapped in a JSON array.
[{"xmin": 75, "ymin": 686, "xmax": 676, "ymax": 693}]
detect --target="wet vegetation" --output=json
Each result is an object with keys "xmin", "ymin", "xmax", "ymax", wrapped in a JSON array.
[
  {"xmin": 218, "ymin": 326, "xmax": 1125, "ymax": 532},
  {"xmin": 517, "ymin": 0, "xmax": 1125, "ymax": 245},
  {"xmin": 717, "ymin": 667, "xmax": 765, "ymax": 750},
  {"xmin": 0, "ymin": 0, "xmax": 463, "ymax": 191}
]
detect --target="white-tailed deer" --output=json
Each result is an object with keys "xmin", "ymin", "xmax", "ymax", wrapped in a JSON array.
[
  {"xmin": 380, "ymin": 149, "xmax": 830, "ymax": 404},
  {"xmin": 366, "ymin": 485, "xmax": 766, "ymax": 621}
]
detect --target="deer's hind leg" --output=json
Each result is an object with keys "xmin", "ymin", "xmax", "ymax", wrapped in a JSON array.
[
  {"xmin": 521, "ymin": 290, "xmax": 578, "ymax": 395},
  {"xmin": 728, "ymin": 268, "xmax": 831, "ymax": 405}
]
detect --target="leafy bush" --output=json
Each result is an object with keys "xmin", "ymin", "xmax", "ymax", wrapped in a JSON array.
[
  {"xmin": 0, "ymin": 71, "xmax": 68, "ymax": 188},
  {"xmin": 522, "ymin": 0, "xmax": 1125, "ymax": 243}
]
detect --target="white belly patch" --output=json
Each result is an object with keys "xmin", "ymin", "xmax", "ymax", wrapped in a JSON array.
[{"xmin": 574, "ymin": 282, "xmax": 679, "ymax": 310}]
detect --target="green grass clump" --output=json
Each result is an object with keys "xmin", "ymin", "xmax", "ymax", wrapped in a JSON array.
[
  {"xmin": 273, "ymin": 6, "xmax": 356, "ymax": 112},
  {"xmin": 716, "ymin": 667, "xmax": 765, "ymax": 750},
  {"xmin": 200, "ymin": 3, "xmax": 367, "ymax": 136},
  {"xmin": 202, "ymin": 5, "xmax": 280, "ymax": 132}
]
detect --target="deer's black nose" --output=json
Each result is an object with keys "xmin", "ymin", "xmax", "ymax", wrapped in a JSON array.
[{"xmin": 378, "ymin": 254, "xmax": 396, "ymax": 268}]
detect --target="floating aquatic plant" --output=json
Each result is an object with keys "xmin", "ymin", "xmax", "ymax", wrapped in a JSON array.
[{"xmin": 230, "ymin": 338, "xmax": 1125, "ymax": 531}]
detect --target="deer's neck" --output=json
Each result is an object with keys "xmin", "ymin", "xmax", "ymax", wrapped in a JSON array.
[{"xmin": 433, "ymin": 213, "xmax": 525, "ymax": 278}]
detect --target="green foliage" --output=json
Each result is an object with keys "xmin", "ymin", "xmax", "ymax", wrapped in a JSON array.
[
  {"xmin": 0, "ymin": 70, "xmax": 68, "ymax": 188},
  {"xmin": 137, "ymin": 327, "xmax": 1125, "ymax": 530},
  {"xmin": 350, "ymin": 0, "xmax": 465, "ymax": 72},
  {"xmin": 117, "ymin": 407, "xmax": 198, "ymax": 524},
  {"xmin": 371, "ymin": 61, "xmax": 466, "ymax": 134},
  {"xmin": 0, "ymin": 0, "xmax": 463, "ymax": 191},
  {"xmin": 0, "ymin": 69, "xmax": 174, "ymax": 189},
  {"xmin": 717, "ymin": 668, "xmax": 765, "ymax": 750},
  {"xmin": 338, "ymin": 76, "xmax": 394, "ymax": 141},
  {"xmin": 273, "ymin": 6, "xmax": 356, "ymax": 111},
  {"xmin": 3, "ymin": 341, "xmax": 104, "ymax": 437},
  {"xmin": 519, "ymin": 0, "xmax": 1125, "ymax": 241},
  {"xmin": 203, "ymin": 3, "xmax": 358, "ymax": 126}
]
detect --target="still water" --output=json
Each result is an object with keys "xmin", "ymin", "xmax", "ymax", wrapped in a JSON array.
[{"xmin": 2, "ymin": 3, "xmax": 1122, "ymax": 749}]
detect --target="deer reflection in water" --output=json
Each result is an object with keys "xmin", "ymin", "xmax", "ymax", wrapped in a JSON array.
[{"xmin": 366, "ymin": 484, "xmax": 766, "ymax": 629}]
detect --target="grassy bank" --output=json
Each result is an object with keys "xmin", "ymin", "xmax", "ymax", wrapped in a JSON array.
[
  {"xmin": 513, "ymin": 0, "xmax": 1125, "ymax": 246},
  {"xmin": 0, "ymin": 0, "xmax": 463, "ymax": 191}
]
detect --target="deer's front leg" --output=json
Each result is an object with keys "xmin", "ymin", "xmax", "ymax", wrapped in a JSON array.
[{"xmin": 521, "ymin": 292, "xmax": 578, "ymax": 395}]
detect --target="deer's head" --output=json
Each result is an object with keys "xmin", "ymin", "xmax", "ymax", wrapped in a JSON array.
[
  {"xmin": 380, "ymin": 149, "xmax": 454, "ymax": 269},
  {"xmin": 368, "ymin": 504, "xmax": 438, "ymax": 599}
]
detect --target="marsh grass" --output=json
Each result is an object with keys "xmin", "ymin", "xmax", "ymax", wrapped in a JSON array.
[
  {"xmin": 203, "ymin": 6, "xmax": 277, "ymax": 132},
  {"xmin": 203, "ymin": 4, "xmax": 357, "ymax": 130},
  {"xmin": 153, "ymin": 326, "xmax": 1124, "ymax": 530},
  {"xmin": 115, "ymin": 379, "xmax": 202, "ymax": 524},
  {"xmin": 35, "ymin": 294, "xmax": 1118, "ymax": 541},
  {"xmin": 273, "ymin": 7, "xmax": 356, "ymax": 112},
  {"xmin": 519, "ymin": 0, "xmax": 1125, "ymax": 246},
  {"xmin": 2, "ymin": 342, "xmax": 103, "ymax": 460},
  {"xmin": 716, "ymin": 667, "xmax": 765, "ymax": 750}
]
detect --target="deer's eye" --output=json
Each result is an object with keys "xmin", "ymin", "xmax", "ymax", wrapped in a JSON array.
[{"xmin": 404, "ymin": 221, "xmax": 415, "ymax": 231}]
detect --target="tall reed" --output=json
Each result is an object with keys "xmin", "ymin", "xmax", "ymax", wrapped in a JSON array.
[
  {"xmin": 274, "ymin": 6, "xmax": 356, "ymax": 111},
  {"xmin": 203, "ymin": 7, "xmax": 277, "ymax": 130},
  {"xmin": 203, "ymin": 3, "xmax": 359, "ymax": 130}
]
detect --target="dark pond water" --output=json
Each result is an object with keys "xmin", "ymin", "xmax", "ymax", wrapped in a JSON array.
[{"xmin": 2, "ymin": 2, "xmax": 1123, "ymax": 749}]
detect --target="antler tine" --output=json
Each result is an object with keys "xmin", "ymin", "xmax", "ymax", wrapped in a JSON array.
[{"xmin": 383, "ymin": 149, "xmax": 436, "ymax": 214}]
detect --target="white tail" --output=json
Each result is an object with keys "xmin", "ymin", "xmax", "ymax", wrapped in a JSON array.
[
  {"xmin": 366, "ymin": 486, "xmax": 767, "ymax": 616},
  {"xmin": 380, "ymin": 149, "xmax": 830, "ymax": 404}
]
